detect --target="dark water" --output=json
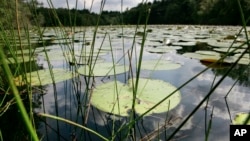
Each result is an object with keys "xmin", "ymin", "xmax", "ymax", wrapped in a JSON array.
[{"xmin": 1, "ymin": 26, "xmax": 249, "ymax": 141}]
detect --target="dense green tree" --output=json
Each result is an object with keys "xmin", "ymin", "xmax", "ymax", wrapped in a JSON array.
[
  {"xmin": 0, "ymin": 0, "xmax": 32, "ymax": 29},
  {"xmin": 1, "ymin": 0, "xmax": 250, "ymax": 27},
  {"xmin": 196, "ymin": 0, "xmax": 250, "ymax": 25},
  {"xmin": 122, "ymin": 0, "xmax": 250, "ymax": 25}
]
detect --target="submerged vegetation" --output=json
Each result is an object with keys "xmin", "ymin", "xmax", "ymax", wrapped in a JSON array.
[{"xmin": 0, "ymin": 0, "xmax": 250, "ymax": 140}]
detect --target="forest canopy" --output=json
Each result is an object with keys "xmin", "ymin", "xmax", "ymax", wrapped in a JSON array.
[{"xmin": 0, "ymin": 0, "xmax": 250, "ymax": 28}]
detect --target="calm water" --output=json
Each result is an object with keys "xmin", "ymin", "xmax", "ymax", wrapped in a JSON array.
[{"xmin": 1, "ymin": 25, "xmax": 250, "ymax": 141}]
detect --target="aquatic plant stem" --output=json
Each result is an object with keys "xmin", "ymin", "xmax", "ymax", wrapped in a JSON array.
[
  {"xmin": 37, "ymin": 113, "xmax": 109, "ymax": 141},
  {"xmin": 0, "ymin": 48, "xmax": 39, "ymax": 141},
  {"xmin": 205, "ymin": 106, "xmax": 214, "ymax": 141},
  {"xmin": 114, "ymin": 42, "xmax": 248, "ymax": 138},
  {"xmin": 237, "ymin": 0, "xmax": 250, "ymax": 125},
  {"xmin": 165, "ymin": 47, "xmax": 249, "ymax": 140}
]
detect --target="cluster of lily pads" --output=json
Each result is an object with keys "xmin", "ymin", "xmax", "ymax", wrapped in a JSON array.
[{"xmin": 3, "ymin": 25, "xmax": 249, "ymax": 117}]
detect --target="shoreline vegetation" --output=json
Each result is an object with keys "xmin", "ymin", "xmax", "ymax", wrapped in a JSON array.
[{"xmin": 1, "ymin": 0, "xmax": 250, "ymax": 29}]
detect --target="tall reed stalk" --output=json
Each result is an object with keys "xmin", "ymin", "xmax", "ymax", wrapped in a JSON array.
[{"xmin": 0, "ymin": 48, "xmax": 39, "ymax": 140}]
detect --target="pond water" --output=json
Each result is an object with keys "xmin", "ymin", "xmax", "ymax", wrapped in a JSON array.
[{"xmin": 1, "ymin": 25, "xmax": 250, "ymax": 140}]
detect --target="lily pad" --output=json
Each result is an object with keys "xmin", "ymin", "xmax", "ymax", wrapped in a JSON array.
[
  {"xmin": 8, "ymin": 49, "xmax": 41, "ymax": 55},
  {"xmin": 172, "ymin": 41, "xmax": 196, "ymax": 47},
  {"xmin": 142, "ymin": 40, "xmax": 163, "ymax": 47},
  {"xmin": 234, "ymin": 53, "xmax": 250, "ymax": 59},
  {"xmin": 232, "ymin": 57, "xmax": 250, "ymax": 65},
  {"xmin": 146, "ymin": 47, "xmax": 176, "ymax": 54},
  {"xmin": 213, "ymin": 48, "xmax": 245, "ymax": 54},
  {"xmin": 183, "ymin": 52, "xmax": 220, "ymax": 60},
  {"xmin": 14, "ymin": 68, "xmax": 77, "ymax": 86},
  {"xmin": 233, "ymin": 113, "xmax": 250, "ymax": 125},
  {"xmin": 3, "ymin": 56, "xmax": 37, "ymax": 64},
  {"xmin": 91, "ymin": 78, "xmax": 181, "ymax": 116},
  {"xmin": 183, "ymin": 52, "xmax": 235, "ymax": 64},
  {"xmin": 77, "ymin": 62, "xmax": 128, "ymax": 76},
  {"xmin": 208, "ymin": 41, "xmax": 248, "ymax": 48},
  {"xmin": 195, "ymin": 50, "xmax": 221, "ymax": 56},
  {"xmin": 99, "ymin": 46, "xmax": 123, "ymax": 51},
  {"xmin": 140, "ymin": 60, "xmax": 181, "ymax": 70},
  {"xmin": 74, "ymin": 50, "xmax": 108, "ymax": 57},
  {"xmin": 146, "ymin": 46, "xmax": 182, "ymax": 54},
  {"xmin": 68, "ymin": 55, "xmax": 104, "ymax": 65},
  {"xmin": 200, "ymin": 60, "xmax": 231, "ymax": 69}
]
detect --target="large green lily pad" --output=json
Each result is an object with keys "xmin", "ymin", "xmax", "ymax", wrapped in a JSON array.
[
  {"xmin": 233, "ymin": 113, "xmax": 250, "ymax": 125},
  {"xmin": 140, "ymin": 60, "xmax": 181, "ymax": 70},
  {"xmin": 77, "ymin": 62, "xmax": 128, "ymax": 76},
  {"xmin": 14, "ymin": 68, "xmax": 77, "ymax": 86},
  {"xmin": 91, "ymin": 78, "xmax": 181, "ymax": 116}
]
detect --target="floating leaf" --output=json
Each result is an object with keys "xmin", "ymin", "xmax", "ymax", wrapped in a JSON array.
[
  {"xmin": 200, "ymin": 60, "xmax": 230, "ymax": 69},
  {"xmin": 146, "ymin": 46, "xmax": 182, "ymax": 54},
  {"xmin": 99, "ymin": 46, "xmax": 123, "ymax": 51},
  {"xmin": 183, "ymin": 52, "xmax": 235, "ymax": 64},
  {"xmin": 234, "ymin": 53, "xmax": 250, "ymax": 59},
  {"xmin": 3, "ymin": 56, "xmax": 37, "ymax": 64},
  {"xmin": 233, "ymin": 113, "xmax": 250, "ymax": 125},
  {"xmin": 140, "ymin": 60, "xmax": 181, "ymax": 70},
  {"xmin": 142, "ymin": 40, "xmax": 163, "ymax": 47},
  {"xmin": 74, "ymin": 50, "xmax": 108, "ymax": 57},
  {"xmin": 77, "ymin": 62, "xmax": 128, "ymax": 76},
  {"xmin": 195, "ymin": 50, "xmax": 221, "ymax": 56},
  {"xmin": 208, "ymin": 41, "xmax": 247, "ymax": 48},
  {"xmin": 68, "ymin": 55, "xmax": 104, "ymax": 65},
  {"xmin": 8, "ymin": 49, "xmax": 41, "ymax": 55},
  {"xmin": 14, "ymin": 68, "xmax": 77, "ymax": 86},
  {"xmin": 39, "ymin": 51, "xmax": 66, "ymax": 61},
  {"xmin": 233, "ymin": 56, "xmax": 250, "ymax": 65},
  {"xmin": 183, "ymin": 52, "xmax": 220, "ymax": 60},
  {"xmin": 91, "ymin": 78, "xmax": 181, "ymax": 116},
  {"xmin": 213, "ymin": 48, "xmax": 245, "ymax": 53},
  {"xmin": 172, "ymin": 41, "xmax": 196, "ymax": 47}
]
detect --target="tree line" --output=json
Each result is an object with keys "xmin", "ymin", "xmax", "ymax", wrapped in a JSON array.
[
  {"xmin": 123, "ymin": 0, "xmax": 250, "ymax": 25},
  {"xmin": 1, "ymin": 0, "xmax": 250, "ymax": 29}
]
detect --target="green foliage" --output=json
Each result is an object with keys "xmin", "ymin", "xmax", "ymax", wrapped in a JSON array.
[
  {"xmin": 1, "ymin": 0, "xmax": 249, "ymax": 27},
  {"xmin": 127, "ymin": 0, "xmax": 249, "ymax": 25},
  {"xmin": 35, "ymin": 7, "xmax": 121, "ymax": 26},
  {"xmin": 0, "ymin": 0, "xmax": 33, "ymax": 29}
]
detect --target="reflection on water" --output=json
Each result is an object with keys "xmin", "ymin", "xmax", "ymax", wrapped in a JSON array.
[{"xmin": 1, "ymin": 26, "xmax": 249, "ymax": 140}]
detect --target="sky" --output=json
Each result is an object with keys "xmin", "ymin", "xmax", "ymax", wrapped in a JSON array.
[{"xmin": 37, "ymin": 0, "xmax": 154, "ymax": 13}]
